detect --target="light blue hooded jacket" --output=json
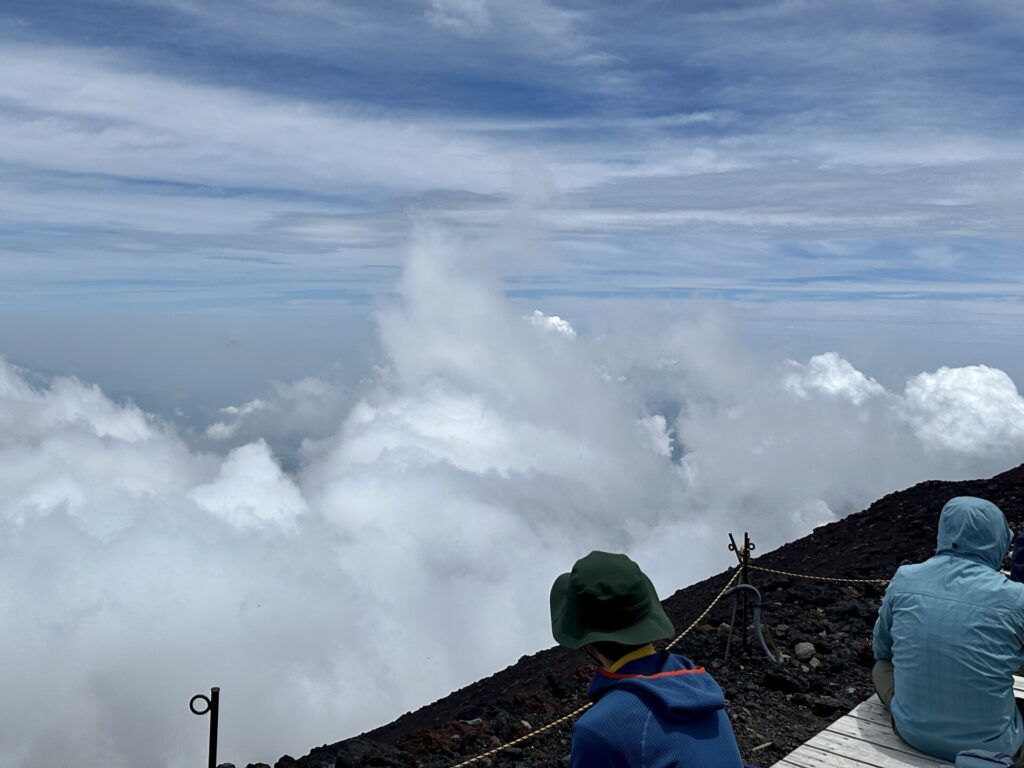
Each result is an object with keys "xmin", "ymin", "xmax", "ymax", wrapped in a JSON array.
[{"xmin": 873, "ymin": 496, "xmax": 1024, "ymax": 760}]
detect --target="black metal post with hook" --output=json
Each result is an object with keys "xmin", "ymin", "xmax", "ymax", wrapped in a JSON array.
[
  {"xmin": 727, "ymin": 533, "xmax": 755, "ymax": 645},
  {"xmin": 189, "ymin": 687, "xmax": 220, "ymax": 768}
]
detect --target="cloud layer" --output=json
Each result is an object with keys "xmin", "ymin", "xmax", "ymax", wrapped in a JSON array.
[
  {"xmin": 2, "ymin": 1, "xmax": 1022, "ymax": 316},
  {"xmin": 3, "ymin": 228, "xmax": 1024, "ymax": 766}
]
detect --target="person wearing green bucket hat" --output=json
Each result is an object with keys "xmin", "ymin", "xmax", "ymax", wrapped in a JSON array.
[{"xmin": 551, "ymin": 551, "xmax": 746, "ymax": 768}]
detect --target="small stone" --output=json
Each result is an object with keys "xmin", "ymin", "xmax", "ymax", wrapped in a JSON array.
[
  {"xmin": 519, "ymin": 720, "xmax": 532, "ymax": 731},
  {"xmin": 794, "ymin": 642, "xmax": 816, "ymax": 661},
  {"xmin": 809, "ymin": 657, "xmax": 822, "ymax": 669},
  {"xmin": 462, "ymin": 718, "xmax": 483, "ymax": 726}
]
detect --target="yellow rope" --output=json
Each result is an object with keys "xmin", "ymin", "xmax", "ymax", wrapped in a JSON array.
[
  {"xmin": 749, "ymin": 564, "xmax": 889, "ymax": 584},
  {"xmin": 665, "ymin": 568, "xmax": 741, "ymax": 649},
  {"xmin": 447, "ymin": 701, "xmax": 593, "ymax": 767},
  {"xmin": 447, "ymin": 567, "xmax": 741, "ymax": 767}
]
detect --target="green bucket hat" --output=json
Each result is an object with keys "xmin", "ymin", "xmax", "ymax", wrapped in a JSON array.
[{"xmin": 550, "ymin": 551, "xmax": 674, "ymax": 649}]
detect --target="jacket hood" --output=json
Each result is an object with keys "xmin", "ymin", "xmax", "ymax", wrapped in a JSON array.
[
  {"xmin": 935, "ymin": 496, "xmax": 1011, "ymax": 570},
  {"xmin": 587, "ymin": 651, "xmax": 725, "ymax": 718}
]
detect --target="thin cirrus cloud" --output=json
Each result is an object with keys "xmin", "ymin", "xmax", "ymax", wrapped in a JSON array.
[{"xmin": 0, "ymin": 0, "xmax": 1022, "ymax": 316}]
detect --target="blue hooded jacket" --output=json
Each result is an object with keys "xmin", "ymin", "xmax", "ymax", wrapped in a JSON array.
[
  {"xmin": 873, "ymin": 496, "xmax": 1024, "ymax": 759},
  {"xmin": 571, "ymin": 651, "xmax": 745, "ymax": 768}
]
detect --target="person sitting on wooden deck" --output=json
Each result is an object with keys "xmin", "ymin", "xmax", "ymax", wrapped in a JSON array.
[
  {"xmin": 550, "ymin": 551, "xmax": 747, "ymax": 768},
  {"xmin": 872, "ymin": 496, "xmax": 1024, "ymax": 764}
]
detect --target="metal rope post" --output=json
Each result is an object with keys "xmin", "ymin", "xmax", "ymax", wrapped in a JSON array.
[
  {"xmin": 727, "ymin": 533, "xmax": 756, "ymax": 647},
  {"xmin": 741, "ymin": 532, "xmax": 754, "ymax": 645},
  {"xmin": 189, "ymin": 687, "xmax": 220, "ymax": 768}
]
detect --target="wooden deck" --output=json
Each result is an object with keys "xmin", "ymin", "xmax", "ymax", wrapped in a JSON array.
[{"xmin": 771, "ymin": 675, "xmax": 1024, "ymax": 768}]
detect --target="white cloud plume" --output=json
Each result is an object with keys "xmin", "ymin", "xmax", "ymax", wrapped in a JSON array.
[
  {"xmin": 190, "ymin": 440, "xmax": 307, "ymax": 531},
  {"xmin": 903, "ymin": 365, "xmax": 1024, "ymax": 454},
  {"xmin": 783, "ymin": 352, "xmax": 886, "ymax": 405},
  {"xmin": 3, "ymin": 227, "xmax": 1024, "ymax": 768},
  {"xmin": 527, "ymin": 308, "xmax": 577, "ymax": 337}
]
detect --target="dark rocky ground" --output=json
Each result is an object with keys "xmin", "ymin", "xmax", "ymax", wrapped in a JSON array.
[{"xmin": 233, "ymin": 463, "xmax": 1024, "ymax": 768}]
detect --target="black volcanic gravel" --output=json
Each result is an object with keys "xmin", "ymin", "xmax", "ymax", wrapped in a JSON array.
[{"xmin": 237, "ymin": 463, "xmax": 1024, "ymax": 768}]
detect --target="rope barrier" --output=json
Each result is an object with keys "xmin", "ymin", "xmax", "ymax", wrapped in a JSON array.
[
  {"xmin": 444, "ymin": 545, "xmax": 891, "ymax": 766},
  {"xmin": 447, "ymin": 567, "xmax": 741, "ymax": 767},
  {"xmin": 447, "ymin": 701, "xmax": 593, "ymax": 768},
  {"xmin": 749, "ymin": 564, "xmax": 890, "ymax": 584},
  {"xmin": 665, "ymin": 568, "xmax": 741, "ymax": 650}
]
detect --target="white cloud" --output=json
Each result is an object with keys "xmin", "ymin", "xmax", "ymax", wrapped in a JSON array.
[
  {"xmin": 207, "ymin": 398, "xmax": 269, "ymax": 438},
  {"xmin": 204, "ymin": 378, "xmax": 354, "ymax": 460},
  {"xmin": 903, "ymin": 365, "xmax": 1024, "ymax": 454},
  {"xmin": 0, "ymin": 44, "xmax": 515, "ymax": 195},
  {"xmin": 190, "ymin": 440, "xmax": 307, "ymax": 530},
  {"xmin": 783, "ymin": 352, "xmax": 886, "ymax": 405},
  {"xmin": 527, "ymin": 308, "xmax": 577, "ymax": 337},
  {"xmin": 3, "ymin": 226, "xmax": 1024, "ymax": 768},
  {"xmin": 0, "ymin": 358, "xmax": 349, "ymax": 767},
  {"xmin": 0, "ymin": 227, "xmax": 695, "ymax": 768}
]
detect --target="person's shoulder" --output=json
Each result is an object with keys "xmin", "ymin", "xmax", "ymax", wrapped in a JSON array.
[
  {"xmin": 579, "ymin": 689, "xmax": 648, "ymax": 732},
  {"xmin": 886, "ymin": 560, "xmax": 927, "ymax": 588},
  {"xmin": 574, "ymin": 701, "xmax": 632, "ymax": 758},
  {"xmin": 994, "ymin": 572, "xmax": 1024, "ymax": 604}
]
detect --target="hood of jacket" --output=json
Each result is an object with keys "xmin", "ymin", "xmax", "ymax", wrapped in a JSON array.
[
  {"xmin": 935, "ymin": 496, "xmax": 1012, "ymax": 570},
  {"xmin": 587, "ymin": 651, "xmax": 725, "ymax": 718}
]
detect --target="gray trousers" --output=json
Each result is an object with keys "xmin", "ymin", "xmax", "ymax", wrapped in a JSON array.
[{"xmin": 873, "ymin": 659, "xmax": 1024, "ymax": 767}]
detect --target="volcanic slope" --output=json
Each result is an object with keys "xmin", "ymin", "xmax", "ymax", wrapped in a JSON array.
[{"xmin": 257, "ymin": 462, "xmax": 1024, "ymax": 768}]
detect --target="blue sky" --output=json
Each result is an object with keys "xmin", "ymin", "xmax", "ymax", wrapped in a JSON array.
[{"xmin": 1, "ymin": 0, "xmax": 1023, "ymax": 413}]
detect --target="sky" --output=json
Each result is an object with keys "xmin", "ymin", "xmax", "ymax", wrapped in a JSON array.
[
  {"xmin": 2, "ymin": 2, "xmax": 1024, "ymax": 767},
  {"xmin": 2, "ymin": 0, "xmax": 1023, "ymax": 410}
]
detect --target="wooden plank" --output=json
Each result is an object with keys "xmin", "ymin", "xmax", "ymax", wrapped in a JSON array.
[
  {"xmin": 847, "ymin": 696, "xmax": 888, "ymax": 716},
  {"xmin": 802, "ymin": 732, "xmax": 950, "ymax": 768},
  {"xmin": 778, "ymin": 746, "xmax": 875, "ymax": 768},
  {"xmin": 827, "ymin": 718, "xmax": 930, "ymax": 756},
  {"xmin": 770, "ymin": 678, "xmax": 1024, "ymax": 767},
  {"xmin": 845, "ymin": 708, "xmax": 891, "ymax": 729},
  {"xmin": 845, "ymin": 701, "xmax": 893, "ymax": 727}
]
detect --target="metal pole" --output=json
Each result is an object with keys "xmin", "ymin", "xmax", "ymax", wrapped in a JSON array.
[
  {"xmin": 209, "ymin": 688, "xmax": 219, "ymax": 768},
  {"xmin": 726, "ymin": 533, "xmax": 745, "ymax": 654},
  {"xmin": 740, "ymin": 532, "xmax": 750, "ymax": 646},
  {"xmin": 190, "ymin": 686, "xmax": 220, "ymax": 768},
  {"xmin": 742, "ymin": 532, "xmax": 751, "ymax": 585}
]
